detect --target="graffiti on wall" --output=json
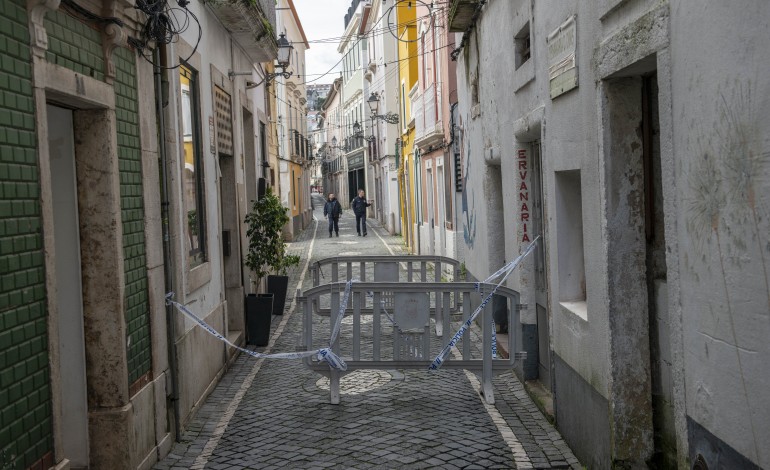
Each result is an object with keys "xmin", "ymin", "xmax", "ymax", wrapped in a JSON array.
[
  {"xmin": 461, "ymin": 120, "xmax": 477, "ymax": 248},
  {"xmin": 685, "ymin": 80, "xmax": 769, "ymax": 460},
  {"xmin": 686, "ymin": 81, "xmax": 769, "ymax": 284}
]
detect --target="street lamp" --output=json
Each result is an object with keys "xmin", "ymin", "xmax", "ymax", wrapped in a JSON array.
[
  {"xmin": 366, "ymin": 92, "xmax": 400, "ymax": 124},
  {"xmin": 367, "ymin": 92, "xmax": 380, "ymax": 115},
  {"xmin": 353, "ymin": 120, "xmax": 375, "ymax": 142},
  {"xmin": 275, "ymin": 33, "xmax": 292, "ymax": 71},
  {"xmin": 230, "ymin": 33, "xmax": 294, "ymax": 86}
]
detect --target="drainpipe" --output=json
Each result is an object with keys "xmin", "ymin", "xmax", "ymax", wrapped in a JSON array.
[
  {"xmin": 154, "ymin": 46, "xmax": 181, "ymax": 442},
  {"xmin": 448, "ymin": 102, "xmax": 458, "ymax": 231}
]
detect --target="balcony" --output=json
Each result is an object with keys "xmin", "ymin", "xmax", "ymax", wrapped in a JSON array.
[
  {"xmin": 413, "ymin": 83, "xmax": 445, "ymax": 149},
  {"xmin": 368, "ymin": 138, "xmax": 379, "ymax": 162},
  {"xmin": 449, "ymin": 0, "xmax": 481, "ymax": 32},
  {"xmin": 289, "ymin": 131, "xmax": 312, "ymax": 163},
  {"xmin": 207, "ymin": 0, "xmax": 278, "ymax": 62},
  {"xmin": 344, "ymin": 135, "xmax": 365, "ymax": 153},
  {"xmin": 290, "ymin": 129, "xmax": 303, "ymax": 160}
]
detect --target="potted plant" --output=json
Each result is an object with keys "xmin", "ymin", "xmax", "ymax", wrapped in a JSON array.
[{"xmin": 244, "ymin": 187, "xmax": 300, "ymax": 343}]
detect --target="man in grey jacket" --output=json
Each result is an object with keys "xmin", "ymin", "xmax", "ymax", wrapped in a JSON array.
[{"xmin": 351, "ymin": 189, "xmax": 371, "ymax": 236}]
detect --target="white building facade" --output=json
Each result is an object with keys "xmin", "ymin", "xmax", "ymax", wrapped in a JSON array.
[
  {"xmin": 361, "ymin": 0, "xmax": 402, "ymax": 234},
  {"xmin": 337, "ymin": 0, "xmax": 369, "ymax": 209},
  {"xmin": 275, "ymin": 0, "xmax": 312, "ymax": 238},
  {"xmin": 450, "ymin": 0, "xmax": 770, "ymax": 469}
]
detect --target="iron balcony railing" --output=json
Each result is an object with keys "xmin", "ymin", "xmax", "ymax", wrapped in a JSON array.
[
  {"xmin": 344, "ymin": 135, "xmax": 364, "ymax": 153},
  {"xmin": 290, "ymin": 129, "xmax": 311, "ymax": 161}
]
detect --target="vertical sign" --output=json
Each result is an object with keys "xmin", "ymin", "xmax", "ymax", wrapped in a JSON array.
[{"xmin": 518, "ymin": 148, "xmax": 530, "ymax": 243}]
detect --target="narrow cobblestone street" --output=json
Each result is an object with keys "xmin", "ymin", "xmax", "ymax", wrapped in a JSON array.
[{"xmin": 154, "ymin": 196, "xmax": 580, "ymax": 470}]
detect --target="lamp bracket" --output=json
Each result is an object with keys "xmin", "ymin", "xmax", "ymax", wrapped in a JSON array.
[{"xmin": 372, "ymin": 111, "xmax": 399, "ymax": 124}]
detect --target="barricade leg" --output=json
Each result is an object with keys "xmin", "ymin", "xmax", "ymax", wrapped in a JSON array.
[
  {"xmin": 330, "ymin": 369, "xmax": 341, "ymax": 405},
  {"xmin": 435, "ymin": 291, "xmax": 444, "ymax": 337},
  {"xmin": 482, "ymin": 304, "xmax": 495, "ymax": 404}
]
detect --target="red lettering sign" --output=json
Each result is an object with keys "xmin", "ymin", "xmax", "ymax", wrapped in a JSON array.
[{"xmin": 517, "ymin": 148, "xmax": 530, "ymax": 243}]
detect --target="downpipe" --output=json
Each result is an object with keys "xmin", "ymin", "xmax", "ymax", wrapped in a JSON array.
[{"xmin": 154, "ymin": 46, "xmax": 182, "ymax": 442}]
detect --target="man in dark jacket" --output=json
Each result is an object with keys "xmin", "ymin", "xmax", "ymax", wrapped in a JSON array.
[
  {"xmin": 351, "ymin": 189, "xmax": 372, "ymax": 236},
  {"xmin": 323, "ymin": 193, "xmax": 342, "ymax": 237}
]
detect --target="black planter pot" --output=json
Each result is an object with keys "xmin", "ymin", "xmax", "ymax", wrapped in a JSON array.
[
  {"xmin": 267, "ymin": 275, "xmax": 289, "ymax": 316},
  {"xmin": 245, "ymin": 293, "xmax": 273, "ymax": 346}
]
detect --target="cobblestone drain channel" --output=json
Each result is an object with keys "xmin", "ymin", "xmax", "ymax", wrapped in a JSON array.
[{"xmin": 155, "ymin": 197, "xmax": 581, "ymax": 470}]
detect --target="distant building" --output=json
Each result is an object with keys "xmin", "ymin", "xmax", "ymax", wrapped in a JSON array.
[
  {"xmin": 275, "ymin": 0, "xmax": 312, "ymax": 240},
  {"xmin": 307, "ymin": 84, "xmax": 332, "ymax": 110}
]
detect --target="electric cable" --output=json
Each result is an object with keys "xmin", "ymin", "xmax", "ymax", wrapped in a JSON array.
[{"xmin": 130, "ymin": 0, "xmax": 204, "ymax": 70}]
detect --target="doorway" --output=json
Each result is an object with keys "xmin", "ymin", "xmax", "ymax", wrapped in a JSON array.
[
  {"xmin": 642, "ymin": 74, "xmax": 675, "ymax": 469},
  {"xmin": 436, "ymin": 161, "xmax": 447, "ymax": 256},
  {"xmin": 348, "ymin": 168, "xmax": 365, "ymax": 206},
  {"xmin": 531, "ymin": 140, "xmax": 551, "ymax": 389},
  {"xmin": 603, "ymin": 65, "xmax": 673, "ymax": 465},
  {"xmin": 47, "ymin": 104, "xmax": 89, "ymax": 468},
  {"xmin": 219, "ymin": 153, "xmax": 244, "ymax": 335},
  {"xmin": 426, "ymin": 165, "xmax": 435, "ymax": 254}
]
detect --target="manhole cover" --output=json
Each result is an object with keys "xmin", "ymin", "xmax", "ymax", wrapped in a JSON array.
[{"xmin": 316, "ymin": 370, "xmax": 393, "ymax": 395}]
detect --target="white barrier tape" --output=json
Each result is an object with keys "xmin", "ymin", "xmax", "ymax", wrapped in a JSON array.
[
  {"xmin": 429, "ymin": 237, "xmax": 540, "ymax": 371},
  {"xmin": 491, "ymin": 318, "xmax": 498, "ymax": 359},
  {"xmin": 364, "ymin": 291, "xmax": 402, "ymax": 331},
  {"xmin": 166, "ymin": 291, "xmax": 349, "ymax": 371}
]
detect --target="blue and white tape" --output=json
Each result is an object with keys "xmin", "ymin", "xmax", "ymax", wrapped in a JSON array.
[
  {"xmin": 429, "ymin": 236, "xmax": 540, "ymax": 371},
  {"xmin": 166, "ymin": 283, "xmax": 356, "ymax": 371}
]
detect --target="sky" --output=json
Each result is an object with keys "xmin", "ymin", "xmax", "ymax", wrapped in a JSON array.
[{"xmin": 292, "ymin": 0, "xmax": 351, "ymax": 85}]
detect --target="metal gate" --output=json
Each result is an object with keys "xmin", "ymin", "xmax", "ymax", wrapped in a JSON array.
[{"xmin": 298, "ymin": 279, "xmax": 526, "ymax": 405}]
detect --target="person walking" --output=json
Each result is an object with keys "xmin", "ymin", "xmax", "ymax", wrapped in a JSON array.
[
  {"xmin": 351, "ymin": 189, "xmax": 372, "ymax": 236},
  {"xmin": 323, "ymin": 193, "xmax": 342, "ymax": 237}
]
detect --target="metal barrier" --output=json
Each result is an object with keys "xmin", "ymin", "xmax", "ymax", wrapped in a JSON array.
[
  {"xmin": 310, "ymin": 255, "xmax": 463, "ymax": 287},
  {"xmin": 309, "ymin": 256, "xmax": 464, "ymax": 336},
  {"xmin": 297, "ymin": 281, "xmax": 526, "ymax": 405}
]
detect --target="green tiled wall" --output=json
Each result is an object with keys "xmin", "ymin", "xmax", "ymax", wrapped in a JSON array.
[
  {"xmin": 114, "ymin": 47, "xmax": 151, "ymax": 385},
  {"xmin": 43, "ymin": 9, "xmax": 104, "ymax": 81},
  {"xmin": 44, "ymin": 11, "xmax": 152, "ymax": 386},
  {"xmin": 0, "ymin": 0, "xmax": 52, "ymax": 468}
]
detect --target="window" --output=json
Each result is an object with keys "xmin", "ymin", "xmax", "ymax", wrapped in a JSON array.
[
  {"xmin": 259, "ymin": 121, "xmax": 267, "ymax": 173},
  {"xmin": 515, "ymin": 22, "xmax": 531, "ymax": 70},
  {"xmin": 180, "ymin": 63, "xmax": 206, "ymax": 267},
  {"xmin": 555, "ymin": 170, "xmax": 586, "ymax": 307}
]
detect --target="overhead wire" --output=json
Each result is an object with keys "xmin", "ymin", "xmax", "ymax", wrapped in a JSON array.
[
  {"xmin": 296, "ymin": 0, "xmax": 445, "ymax": 86},
  {"xmin": 269, "ymin": 40, "xmax": 453, "ymax": 136}
]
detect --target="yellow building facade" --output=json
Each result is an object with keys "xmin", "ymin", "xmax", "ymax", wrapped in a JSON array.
[{"xmin": 397, "ymin": 3, "xmax": 418, "ymax": 252}]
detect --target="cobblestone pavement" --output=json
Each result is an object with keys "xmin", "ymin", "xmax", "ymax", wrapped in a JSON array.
[{"xmin": 155, "ymin": 196, "xmax": 581, "ymax": 470}]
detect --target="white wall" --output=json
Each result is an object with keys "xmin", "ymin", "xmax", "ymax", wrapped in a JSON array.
[{"xmin": 670, "ymin": 1, "xmax": 770, "ymax": 465}]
